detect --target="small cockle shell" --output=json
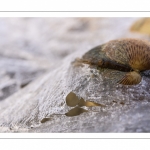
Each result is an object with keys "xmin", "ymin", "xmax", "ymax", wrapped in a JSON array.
[{"xmin": 80, "ymin": 38, "xmax": 150, "ymax": 85}]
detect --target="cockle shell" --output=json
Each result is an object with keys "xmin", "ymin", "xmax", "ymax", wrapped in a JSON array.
[{"xmin": 81, "ymin": 39, "xmax": 150, "ymax": 85}]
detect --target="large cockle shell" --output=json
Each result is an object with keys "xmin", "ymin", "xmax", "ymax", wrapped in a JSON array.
[{"xmin": 81, "ymin": 39, "xmax": 150, "ymax": 85}]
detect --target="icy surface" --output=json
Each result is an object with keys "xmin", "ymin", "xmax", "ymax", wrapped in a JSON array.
[
  {"xmin": 0, "ymin": 49, "xmax": 150, "ymax": 132},
  {"xmin": 0, "ymin": 18, "xmax": 150, "ymax": 132}
]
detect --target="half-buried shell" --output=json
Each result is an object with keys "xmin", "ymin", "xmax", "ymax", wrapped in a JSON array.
[{"xmin": 80, "ymin": 39, "xmax": 150, "ymax": 85}]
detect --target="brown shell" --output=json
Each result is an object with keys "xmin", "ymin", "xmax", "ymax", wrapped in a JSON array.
[
  {"xmin": 103, "ymin": 39, "xmax": 150, "ymax": 71},
  {"xmin": 81, "ymin": 38, "xmax": 150, "ymax": 85},
  {"xmin": 117, "ymin": 71, "xmax": 142, "ymax": 85}
]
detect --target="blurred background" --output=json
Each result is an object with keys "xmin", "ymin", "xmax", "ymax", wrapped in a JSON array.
[{"xmin": 0, "ymin": 17, "xmax": 149, "ymax": 101}]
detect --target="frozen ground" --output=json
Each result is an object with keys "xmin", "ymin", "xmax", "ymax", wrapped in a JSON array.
[{"xmin": 0, "ymin": 18, "xmax": 150, "ymax": 132}]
